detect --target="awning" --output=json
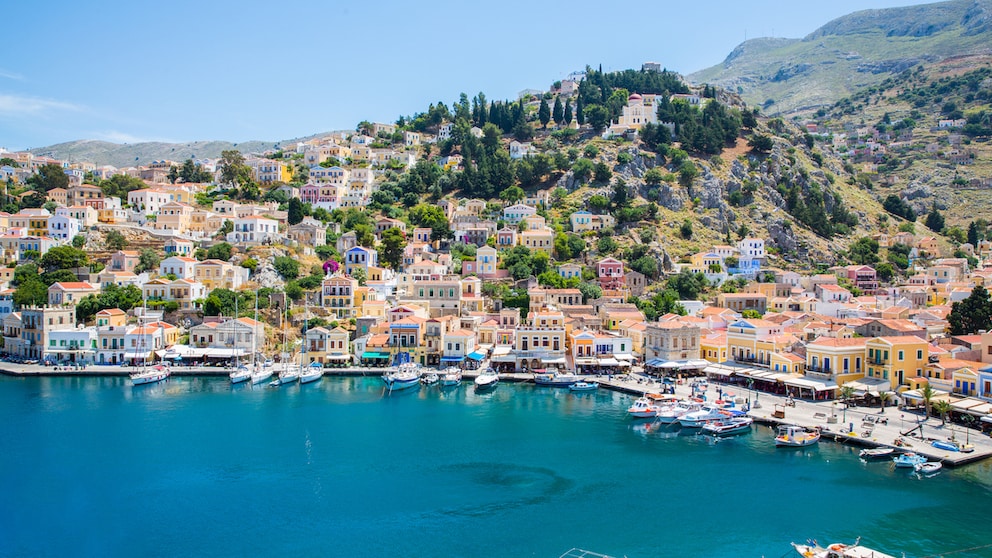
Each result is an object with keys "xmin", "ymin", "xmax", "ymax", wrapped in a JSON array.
[
  {"xmin": 645, "ymin": 358, "xmax": 664, "ymax": 367},
  {"xmin": 983, "ymin": 416, "xmax": 992, "ymax": 424},
  {"xmin": 685, "ymin": 359, "xmax": 711, "ymax": 368},
  {"xmin": 599, "ymin": 358, "xmax": 620, "ymax": 366},
  {"xmin": 901, "ymin": 389, "xmax": 950, "ymax": 402},
  {"xmin": 204, "ymin": 348, "xmax": 246, "ymax": 358},
  {"xmin": 122, "ymin": 350, "xmax": 152, "ymax": 359},
  {"xmin": 843, "ymin": 377, "xmax": 892, "ymax": 396},
  {"xmin": 575, "ymin": 357, "xmax": 598, "ymax": 366},
  {"xmin": 326, "ymin": 353, "xmax": 351, "ymax": 361},
  {"xmin": 440, "ymin": 356, "xmax": 465, "ymax": 362},
  {"xmin": 704, "ymin": 364, "xmax": 737, "ymax": 377},
  {"xmin": 361, "ymin": 351, "xmax": 390, "ymax": 359},
  {"xmin": 783, "ymin": 376, "xmax": 838, "ymax": 392},
  {"xmin": 661, "ymin": 361, "xmax": 682, "ymax": 369},
  {"xmin": 492, "ymin": 346, "xmax": 511, "ymax": 356},
  {"xmin": 614, "ymin": 354, "xmax": 634, "ymax": 361},
  {"xmin": 492, "ymin": 354, "xmax": 516, "ymax": 362},
  {"xmin": 542, "ymin": 357, "xmax": 567, "ymax": 364},
  {"xmin": 617, "ymin": 360, "xmax": 631, "ymax": 367},
  {"xmin": 951, "ymin": 398, "xmax": 987, "ymax": 413},
  {"xmin": 466, "ymin": 351, "xmax": 485, "ymax": 361}
]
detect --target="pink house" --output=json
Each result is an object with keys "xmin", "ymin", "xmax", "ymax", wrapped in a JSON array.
[
  {"xmin": 298, "ymin": 183, "xmax": 321, "ymax": 205},
  {"xmin": 496, "ymin": 227, "xmax": 517, "ymax": 249},
  {"xmin": 597, "ymin": 257, "xmax": 625, "ymax": 290},
  {"xmin": 844, "ymin": 265, "xmax": 879, "ymax": 293}
]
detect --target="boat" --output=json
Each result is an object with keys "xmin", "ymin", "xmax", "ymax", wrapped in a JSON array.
[
  {"xmin": 859, "ymin": 447, "xmax": 895, "ymax": 460},
  {"xmin": 474, "ymin": 368, "xmax": 499, "ymax": 390},
  {"xmin": 678, "ymin": 405, "xmax": 729, "ymax": 428},
  {"xmin": 251, "ymin": 365, "xmax": 274, "ymax": 385},
  {"xmin": 931, "ymin": 440, "xmax": 961, "ymax": 452},
  {"xmin": 892, "ymin": 452, "xmax": 927, "ymax": 468},
  {"xmin": 792, "ymin": 538, "xmax": 897, "ymax": 558},
  {"xmin": 656, "ymin": 400, "xmax": 701, "ymax": 424},
  {"xmin": 421, "ymin": 372, "xmax": 440, "ymax": 386},
  {"xmin": 775, "ymin": 425, "xmax": 821, "ymax": 447},
  {"xmin": 382, "ymin": 362, "xmax": 422, "ymax": 390},
  {"xmin": 440, "ymin": 367, "xmax": 462, "ymax": 387},
  {"xmin": 270, "ymin": 361, "xmax": 301, "ymax": 386},
  {"xmin": 229, "ymin": 364, "xmax": 252, "ymax": 384},
  {"xmin": 299, "ymin": 362, "xmax": 323, "ymax": 384},
  {"xmin": 915, "ymin": 461, "xmax": 943, "ymax": 475},
  {"xmin": 701, "ymin": 416, "xmax": 753, "ymax": 436},
  {"xmin": 627, "ymin": 397, "xmax": 660, "ymax": 418},
  {"xmin": 533, "ymin": 371, "xmax": 583, "ymax": 387},
  {"xmin": 130, "ymin": 364, "xmax": 170, "ymax": 385},
  {"xmin": 569, "ymin": 381, "xmax": 598, "ymax": 392}
]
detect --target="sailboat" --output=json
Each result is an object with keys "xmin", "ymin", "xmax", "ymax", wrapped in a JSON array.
[
  {"xmin": 130, "ymin": 298, "xmax": 170, "ymax": 386},
  {"xmin": 270, "ymin": 306, "xmax": 299, "ymax": 386},
  {"xmin": 230, "ymin": 295, "xmax": 252, "ymax": 384},
  {"xmin": 299, "ymin": 316, "xmax": 323, "ymax": 384},
  {"xmin": 249, "ymin": 294, "xmax": 273, "ymax": 385}
]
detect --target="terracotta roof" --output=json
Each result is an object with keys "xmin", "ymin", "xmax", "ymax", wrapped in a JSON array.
[
  {"xmin": 52, "ymin": 282, "xmax": 96, "ymax": 290},
  {"xmin": 807, "ymin": 337, "xmax": 867, "ymax": 348}
]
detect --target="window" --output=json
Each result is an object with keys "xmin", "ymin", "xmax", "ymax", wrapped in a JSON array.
[
  {"xmin": 898, "ymin": 351, "xmax": 904, "ymax": 361},
  {"xmin": 917, "ymin": 350, "xmax": 923, "ymax": 359}
]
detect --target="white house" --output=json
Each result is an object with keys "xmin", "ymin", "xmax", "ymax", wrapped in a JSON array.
[
  {"xmin": 226, "ymin": 215, "xmax": 280, "ymax": 245},
  {"xmin": 737, "ymin": 237, "xmax": 766, "ymax": 260},
  {"xmin": 502, "ymin": 203, "xmax": 536, "ymax": 225},
  {"xmin": 47, "ymin": 214, "xmax": 81, "ymax": 243},
  {"xmin": 509, "ymin": 141, "xmax": 533, "ymax": 160},
  {"xmin": 159, "ymin": 256, "xmax": 198, "ymax": 279}
]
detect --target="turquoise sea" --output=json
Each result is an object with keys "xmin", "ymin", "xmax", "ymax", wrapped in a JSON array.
[{"xmin": 2, "ymin": 376, "xmax": 992, "ymax": 558}]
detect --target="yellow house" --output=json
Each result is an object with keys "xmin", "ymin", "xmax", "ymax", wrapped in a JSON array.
[
  {"xmin": 688, "ymin": 251, "xmax": 722, "ymax": 273},
  {"xmin": 305, "ymin": 326, "xmax": 350, "ymax": 365},
  {"xmin": 520, "ymin": 228, "xmax": 554, "ymax": 254},
  {"xmin": 770, "ymin": 352, "xmax": 804, "ymax": 375},
  {"xmin": 155, "ymin": 201, "xmax": 193, "ymax": 233},
  {"xmin": 727, "ymin": 319, "xmax": 794, "ymax": 366},
  {"xmin": 865, "ymin": 336, "xmax": 928, "ymax": 391},
  {"xmin": 805, "ymin": 337, "xmax": 867, "ymax": 388},
  {"xmin": 700, "ymin": 332, "xmax": 728, "ymax": 363}
]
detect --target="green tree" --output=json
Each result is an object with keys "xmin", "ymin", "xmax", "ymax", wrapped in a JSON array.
[
  {"xmin": 241, "ymin": 258, "xmax": 258, "ymax": 272},
  {"xmin": 135, "ymin": 248, "xmax": 160, "ymax": 273},
  {"xmin": 588, "ymin": 194, "xmax": 609, "ymax": 212},
  {"xmin": 577, "ymin": 281, "xmax": 602, "ymax": 303},
  {"xmin": 680, "ymin": 219, "xmax": 693, "ymax": 239},
  {"xmin": 925, "ymin": 203, "xmax": 945, "ymax": 233},
  {"xmin": 611, "ymin": 180, "xmax": 630, "ymax": 209},
  {"xmin": 499, "ymin": 185, "xmax": 525, "ymax": 204},
  {"xmin": 563, "ymin": 99, "xmax": 573, "ymax": 125},
  {"xmin": 206, "ymin": 242, "xmax": 233, "ymax": 261},
  {"xmin": 847, "ymin": 236, "xmax": 880, "ymax": 265},
  {"xmin": 968, "ymin": 221, "xmax": 981, "ymax": 246},
  {"xmin": 597, "ymin": 236, "xmax": 617, "ymax": 254},
  {"xmin": 678, "ymin": 161, "xmax": 698, "ymax": 188},
  {"xmin": 13, "ymin": 279, "xmax": 47, "ymax": 308},
  {"xmin": 538, "ymin": 98, "xmax": 551, "ymax": 129},
  {"xmin": 933, "ymin": 399, "xmax": 952, "ymax": 426},
  {"xmin": 920, "ymin": 382, "xmax": 935, "ymax": 419},
  {"xmin": 571, "ymin": 158, "xmax": 595, "ymax": 182},
  {"xmin": 741, "ymin": 309, "xmax": 762, "ymax": 319},
  {"xmin": 220, "ymin": 150, "xmax": 252, "ymax": 187},
  {"xmin": 167, "ymin": 165, "xmax": 179, "ymax": 184},
  {"xmin": 594, "ymin": 162, "xmax": 612, "ymax": 183},
  {"xmin": 104, "ymin": 230, "xmax": 128, "ymax": 250},
  {"xmin": 667, "ymin": 269, "xmax": 708, "ymax": 299},
  {"xmin": 584, "ymin": 105, "xmax": 610, "ymax": 133},
  {"xmin": 71, "ymin": 235, "xmax": 86, "ymax": 249},
  {"xmin": 378, "ymin": 227, "xmax": 406, "ymax": 270},
  {"xmin": 350, "ymin": 267, "xmax": 367, "ymax": 286},
  {"xmin": 27, "ymin": 163, "xmax": 69, "ymax": 192},
  {"xmin": 273, "ymin": 256, "xmax": 300, "ymax": 279},
  {"xmin": 644, "ymin": 168, "xmax": 664, "ymax": 185},
  {"xmin": 288, "ymin": 198, "xmax": 305, "ymax": 225},
  {"xmin": 218, "ymin": 219, "xmax": 234, "ymax": 237},
  {"xmin": 39, "ymin": 245, "xmax": 89, "ymax": 273},
  {"xmin": 747, "ymin": 134, "xmax": 774, "ymax": 154},
  {"xmin": 948, "ymin": 285, "xmax": 992, "ymax": 335},
  {"xmin": 552, "ymin": 96, "xmax": 563, "ymax": 125}
]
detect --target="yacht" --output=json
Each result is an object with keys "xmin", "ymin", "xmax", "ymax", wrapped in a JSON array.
[
  {"xmin": 791, "ymin": 538, "xmax": 896, "ymax": 558},
  {"xmin": 678, "ymin": 405, "xmax": 728, "ymax": 428},
  {"xmin": 656, "ymin": 400, "xmax": 701, "ymax": 424},
  {"xmin": 626, "ymin": 397, "xmax": 660, "ymax": 418},
  {"xmin": 299, "ymin": 362, "xmax": 323, "ymax": 384},
  {"xmin": 440, "ymin": 367, "xmax": 462, "ymax": 387},
  {"xmin": 382, "ymin": 363, "xmax": 422, "ymax": 390},
  {"xmin": 229, "ymin": 364, "xmax": 252, "ymax": 384},
  {"xmin": 533, "ymin": 371, "xmax": 582, "ymax": 387},
  {"xmin": 251, "ymin": 365, "xmax": 274, "ymax": 385},
  {"xmin": 130, "ymin": 365, "xmax": 170, "ymax": 386},
  {"xmin": 270, "ymin": 363, "xmax": 300, "ymax": 386},
  {"xmin": 701, "ymin": 416, "xmax": 753, "ymax": 436},
  {"xmin": 474, "ymin": 368, "xmax": 499, "ymax": 390}
]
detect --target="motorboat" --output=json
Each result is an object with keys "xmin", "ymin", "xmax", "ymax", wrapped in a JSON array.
[
  {"xmin": 931, "ymin": 440, "xmax": 961, "ymax": 452},
  {"xmin": 569, "ymin": 381, "xmax": 598, "ymax": 392},
  {"xmin": 791, "ymin": 538, "xmax": 897, "ymax": 558},
  {"xmin": 656, "ymin": 400, "xmax": 701, "ymax": 424},
  {"xmin": 701, "ymin": 416, "xmax": 753, "ymax": 436},
  {"xmin": 627, "ymin": 397, "xmax": 660, "ymax": 418},
  {"xmin": 859, "ymin": 447, "xmax": 895, "ymax": 460},
  {"xmin": 892, "ymin": 452, "xmax": 927, "ymax": 468},
  {"xmin": 421, "ymin": 372, "xmax": 440, "ymax": 386},
  {"xmin": 440, "ymin": 367, "xmax": 462, "ymax": 387},
  {"xmin": 915, "ymin": 461, "xmax": 943, "ymax": 475},
  {"xmin": 678, "ymin": 405, "xmax": 728, "ymax": 428},
  {"xmin": 533, "ymin": 371, "xmax": 583, "ymax": 387},
  {"xmin": 299, "ymin": 362, "xmax": 323, "ymax": 384},
  {"xmin": 474, "ymin": 368, "xmax": 499, "ymax": 390},
  {"xmin": 229, "ymin": 364, "xmax": 252, "ymax": 384},
  {"xmin": 775, "ymin": 425, "xmax": 821, "ymax": 447},
  {"xmin": 382, "ymin": 363, "xmax": 422, "ymax": 390},
  {"xmin": 130, "ymin": 365, "xmax": 170, "ymax": 386}
]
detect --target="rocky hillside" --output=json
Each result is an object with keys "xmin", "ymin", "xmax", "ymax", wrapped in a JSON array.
[{"xmin": 689, "ymin": 0, "xmax": 992, "ymax": 116}]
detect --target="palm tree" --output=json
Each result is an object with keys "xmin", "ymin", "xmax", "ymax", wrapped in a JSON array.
[
  {"xmin": 878, "ymin": 391, "xmax": 891, "ymax": 414},
  {"xmin": 933, "ymin": 399, "xmax": 952, "ymax": 426},
  {"xmin": 920, "ymin": 383, "xmax": 936, "ymax": 419},
  {"xmin": 839, "ymin": 385, "xmax": 856, "ymax": 407}
]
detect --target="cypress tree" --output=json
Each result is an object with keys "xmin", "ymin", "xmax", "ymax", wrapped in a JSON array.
[
  {"xmin": 552, "ymin": 96, "xmax": 563, "ymax": 125},
  {"xmin": 538, "ymin": 98, "xmax": 551, "ymax": 128},
  {"xmin": 564, "ymin": 99, "xmax": 573, "ymax": 125},
  {"xmin": 577, "ymin": 97, "xmax": 585, "ymax": 125}
]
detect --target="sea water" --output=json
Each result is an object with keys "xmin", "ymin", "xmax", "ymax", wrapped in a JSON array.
[{"xmin": 2, "ymin": 375, "xmax": 991, "ymax": 558}]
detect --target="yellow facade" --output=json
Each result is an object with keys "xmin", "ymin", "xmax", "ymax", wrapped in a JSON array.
[{"xmin": 865, "ymin": 337, "xmax": 928, "ymax": 391}]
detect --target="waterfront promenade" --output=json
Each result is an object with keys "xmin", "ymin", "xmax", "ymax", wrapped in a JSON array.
[{"xmin": 4, "ymin": 362, "xmax": 989, "ymax": 467}]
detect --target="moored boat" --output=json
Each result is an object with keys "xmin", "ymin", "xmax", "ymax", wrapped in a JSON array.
[
  {"xmin": 701, "ymin": 416, "xmax": 753, "ymax": 436},
  {"xmin": 251, "ymin": 365, "xmax": 274, "ymax": 385},
  {"xmin": 474, "ymin": 368, "xmax": 499, "ymax": 390},
  {"xmin": 775, "ymin": 425, "xmax": 820, "ymax": 447},
  {"xmin": 656, "ymin": 400, "xmax": 701, "ymax": 424},
  {"xmin": 299, "ymin": 362, "xmax": 323, "ymax": 384},
  {"xmin": 915, "ymin": 461, "xmax": 942, "ymax": 475},
  {"xmin": 130, "ymin": 365, "xmax": 170, "ymax": 386},
  {"xmin": 382, "ymin": 363, "xmax": 422, "ymax": 390},
  {"xmin": 859, "ymin": 447, "xmax": 894, "ymax": 460},
  {"xmin": 229, "ymin": 365, "xmax": 252, "ymax": 384},
  {"xmin": 533, "ymin": 371, "xmax": 582, "ymax": 387},
  {"xmin": 626, "ymin": 397, "xmax": 660, "ymax": 418},
  {"xmin": 569, "ymin": 381, "xmax": 598, "ymax": 392},
  {"xmin": 269, "ymin": 363, "xmax": 300, "ymax": 386},
  {"xmin": 678, "ymin": 405, "xmax": 728, "ymax": 428},
  {"xmin": 440, "ymin": 367, "xmax": 462, "ymax": 387},
  {"xmin": 893, "ymin": 452, "xmax": 926, "ymax": 468},
  {"xmin": 421, "ymin": 372, "xmax": 440, "ymax": 386},
  {"xmin": 931, "ymin": 440, "xmax": 960, "ymax": 452},
  {"xmin": 791, "ymin": 538, "xmax": 897, "ymax": 558}
]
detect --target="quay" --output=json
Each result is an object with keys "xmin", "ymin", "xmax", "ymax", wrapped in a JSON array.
[{"xmin": 4, "ymin": 363, "xmax": 989, "ymax": 467}]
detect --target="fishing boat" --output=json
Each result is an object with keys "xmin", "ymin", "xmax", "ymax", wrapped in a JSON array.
[
  {"xmin": 569, "ymin": 381, "xmax": 598, "ymax": 392},
  {"xmin": 892, "ymin": 452, "xmax": 927, "ymax": 468},
  {"xmin": 533, "ymin": 371, "xmax": 583, "ymax": 387},
  {"xmin": 656, "ymin": 400, "xmax": 701, "ymax": 424},
  {"xmin": 421, "ymin": 372, "xmax": 440, "ymax": 386},
  {"xmin": 701, "ymin": 416, "xmax": 753, "ymax": 436},
  {"xmin": 382, "ymin": 362, "xmax": 422, "ymax": 390},
  {"xmin": 474, "ymin": 368, "xmax": 499, "ymax": 390},
  {"xmin": 678, "ymin": 405, "xmax": 729, "ymax": 428},
  {"xmin": 859, "ymin": 447, "xmax": 895, "ymax": 460},
  {"xmin": 775, "ymin": 425, "xmax": 821, "ymax": 447},
  {"xmin": 130, "ymin": 364, "xmax": 170, "ymax": 385},
  {"xmin": 915, "ymin": 461, "xmax": 942, "ymax": 475},
  {"xmin": 299, "ymin": 362, "xmax": 323, "ymax": 384},
  {"xmin": 931, "ymin": 440, "xmax": 961, "ymax": 452},
  {"xmin": 627, "ymin": 397, "xmax": 660, "ymax": 418},
  {"xmin": 440, "ymin": 367, "xmax": 462, "ymax": 387},
  {"xmin": 791, "ymin": 538, "xmax": 897, "ymax": 558}
]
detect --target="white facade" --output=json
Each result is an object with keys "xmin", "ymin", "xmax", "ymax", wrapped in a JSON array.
[{"xmin": 226, "ymin": 216, "xmax": 280, "ymax": 245}]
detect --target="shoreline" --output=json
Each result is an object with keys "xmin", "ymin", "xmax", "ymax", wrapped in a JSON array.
[{"xmin": 4, "ymin": 364, "xmax": 989, "ymax": 467}]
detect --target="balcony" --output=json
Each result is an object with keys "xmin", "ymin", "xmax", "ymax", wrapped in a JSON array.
[{"xmin": 734, "ymin": 356, "xmax": 769, "ymax": 368}]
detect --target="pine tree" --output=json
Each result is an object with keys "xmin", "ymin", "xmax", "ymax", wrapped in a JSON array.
[
  {"xmin": 968, "ymin": 221, "xmax": 980, "ymax": 246},
  {"xmin": 576, "ymin": 97, "xmax": 585, "ymax": 125},
  {"xmin": 552, "ymin": 96, "xmax": 563, "ymax": 125},
  {"xmin": 538, "ymin": 98, "xmax": 551, "ymax": 129},
  {"xmin": 564, "ymin": 99, "xmax": 573, "ymax": 125},
  {"xmin": 925, "ymin": 202, "xmax": 945, "ymax": 233}
]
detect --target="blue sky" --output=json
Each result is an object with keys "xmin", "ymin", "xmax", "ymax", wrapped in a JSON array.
[{"xmin": 1, "ymin": 0, "xmax": 936, "ymax": 151}]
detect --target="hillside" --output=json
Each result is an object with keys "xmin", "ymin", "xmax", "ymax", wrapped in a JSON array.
[{"xmin": 688, "ymin": 0, "xmax": 992, "ymax": 116}]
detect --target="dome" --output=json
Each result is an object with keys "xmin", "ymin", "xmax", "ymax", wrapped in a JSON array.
[{"xmin": 628, "ymin": 93, "xmax": 642, "ymax": 101}]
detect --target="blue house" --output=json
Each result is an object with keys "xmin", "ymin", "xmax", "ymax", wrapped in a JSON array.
[{"xmin": 344, "ymin": 246, "xmax": 378, "ymax": 277}]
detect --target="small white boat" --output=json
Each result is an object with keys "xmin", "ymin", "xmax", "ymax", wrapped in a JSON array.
[
  {"xmin": 130, "ymin": 365, "xmax": 170, "ymax": 386},
  {"xmin": 656, "ymin": 400, "xmax": 701, "ymax": 424},
  {"xmin": 627, "ymin": 397, "xmax": 660, "ymax": 418},
  {"xmin": 569, "ymin": 381, "xmax": 598, "ymax": 392},
  {"xmin": 792, "ymin": 538, "xmax": 897, "ymax": 558},
  {"xmin": 270, "ymin": 364, "xmax": 300, "ymax": 386},
  {"xmin": 775, "ymin": 425, "xmax": 820, "ymax": 447},
  {"xmin": 915, "ymin": 461, "xmax": 943, "ymax": 475},
  {"xmin": 251, "ymin": 365, "xmax": 274, "ymax": 385},
  {"xmin": 440, "ymin": 367, "xmax": 462, "ymax": 387},
  {"xmin": 678, "ymin": 405, "xmax": 728, "ymax": 428},
  {"xmin": 533, "ymin": 372, "xmax": 582, "ymax": 386},
  {"xmin": 299, "ymin": 362, "xmax": 323, "ymax": 384},
  {"xmin": 859, "ymin": 447, "xmax": 894, "ymax": 460},
  {"xmin": 474, "ymin": 368, "xmax": 499, "ymax": 390},
  {"xmin": 421, "ymin": 372, "xmax": 440, "ymax": 386},
  {"xmin": 893, "ymin": 452, "xmax": 927, "ymax": 468},
  {"xmin": 702, "ymin": 416, "xmax": 753, "ymax": 436},
  {"xmin": 229, "ymin": 365, "xmax": 252, "ymax": 384},
  {"xmin": 382, "ymin": 363, "xmax": 422, "ymax": 390}
]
